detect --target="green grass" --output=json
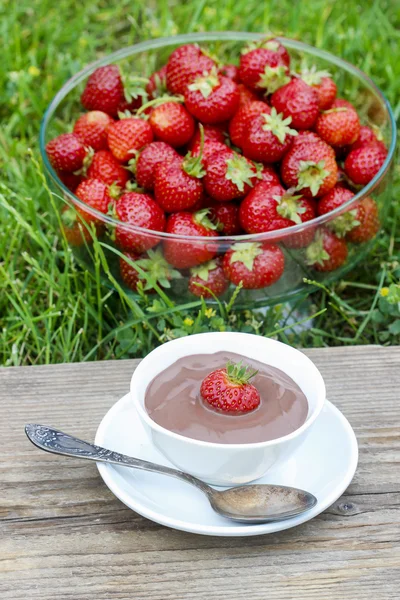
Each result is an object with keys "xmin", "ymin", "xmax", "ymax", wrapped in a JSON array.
[{"xmin": 1, "ymin": 0, "xmax": 399, "ymax": 366}]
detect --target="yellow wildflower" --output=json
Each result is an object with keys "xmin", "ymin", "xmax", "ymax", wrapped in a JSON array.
[
  {"xmin": 380, "ymin": 287, "xmax": 389, "ymax": 297},
  {"xmin": 183, "ymin": 317, "xmax": 194, "ymax": 327},
  {"xmin": 28, "ymin": 66, "xmax": 41, "ymax": 77},
  {"xmin": 204, "ymin": 308, "xmax": 216, "ymax": 319}
]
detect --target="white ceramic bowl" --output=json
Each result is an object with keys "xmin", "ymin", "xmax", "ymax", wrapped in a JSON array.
[{"xmin": 130, "ymin": 332, "xmax": 326, "ymax": 486}]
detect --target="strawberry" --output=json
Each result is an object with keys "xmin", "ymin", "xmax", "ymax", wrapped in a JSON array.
[
  {"xmin": 219, "ymin": 64, "xmax": 240, "ymax": 82},
  {"xmin": 163, "ymin": 209, "xmax": 218, "ymax": 268},
  {"xmin": 239, "ymin": 40, "xmax": 290, "ymax": 94},
  {"xmin": 188, "ymin": 123, "xmax": 226, "ymax": 151},
  {"xmin": 315, "ymin": 107, "xmax": 360, "ymax": 148},
  {"xmin": 271, "ymin": 78, "xmax": 319, "ymax": 130},
  {"xmin": 228, "ymin": 100, "xmax": 270, "ymax": 148},
  {"xmin": 330, "ymin": 98, "xmax": 356, "ymax": 111},
  {"xmin": 120, "ymin": 247, "xmax": 182, "ymax": 292},
  {"xmin": 57, "ymin": 171, "xmax": 82, "ymax": 192},
  {"xmin": 317, "ymin": 186, "xmax": 363, "ymax": 238},
  {"xmin": 61, "ymin": 206, "xmax": 93, "ymax": 246},
  {"xmin": 306, "ymin": 228, "xmax": 348, "ymax": 271},
  {"xmin": 292, "ymin": 130, "xmax": 323, "ymax": 148},
  {"xmin": 280, "ymin": 140, "xmax": 338, "ymax": 198},
  {"xmin": 81, "ymin": 65, "xmax": 124, "ymax": 117},
  {"xmin": 204, "ymin": 152, "xmax": 259, "ymax": 202},
  {"xmin": 200, "ymin": 361, "xmax": 260, "ymax": 413},
  {"xmin": 73, "ymin": 111, "xmax": 114, "ymax": 151},
  {"xmin": 113, "ymin": 192, "xmax": 166, "ymax": 253},
  {"xmin": 350, "ymin": 125, "xmax": 382, "ymax": 151},
  {"xmin": 107, "ymin": 118, "xmax": 153, "ymax": 163},
  {"xmin": 135, "ymin": 141, "xmax": 180, "ymax": 190},
  {"xmin": 184, "ymin": 71, "xmax": 239, "ymax": 124},
  {"xmin": 87, "ymin": 150, "xmax": 129, "ymax": 188},
  {"xmin": 149, "ymin": 101, "xmax": 195, "ymax": 147},
  {"xmin": 208, "ymin": 202, "xmax": 242, "ymax": 235},
  {"xmin": 146, "ymin": 65, "xmax": 168, "ymax": 99},
  {"xmin": 46, "ymin": 133, "xmax": 87, "ymax": 172},
  {"xmin": 154, "ymin": 149, "xmax": 205, "ymax": 212},
  {"xmin": 239, "ymin": 182, "xmax": 315, "ymax": 234},
  {"xmin": 191, "ymin": 140, "xmax": 233, "ymax": 167},
  {"xmin": 344, "ymin": 142, "xmax": 387, "ymax": 185},
  {"xmin": 260, "ymin": 165, "xmax": 281, "ymax": 186},
  {"xmin": 75, "ymin": 178, "xmax": 114, "ymax": 225},
  {"xmin": 166, "ymin": 44, "xmax": 216, "ymax": 96},
  {"xmin": 237, "ymin": 83, "xmax": 260, "ymax": 106},
  {"xmin": 223, "ymin": 242, "xmax": 285, "ymax": 288},
  {"xmin": 346, "ymin": 197, "xmax": 380, "ymax": 243},
  {"xmin": 241, "ymin": 106, "xmax": 298, "ymax": 163},
  {"xmin": 189, "ymin": 259, "xmax": 229, "ymax": 298},
  {"xmin": 300, "ymin": 66, "xmax": 337, "ymax": 110}
]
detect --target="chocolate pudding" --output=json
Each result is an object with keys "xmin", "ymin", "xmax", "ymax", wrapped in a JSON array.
[{"xmin": 144, "ymin": 351, "xmax": 308, "ymax": 444}]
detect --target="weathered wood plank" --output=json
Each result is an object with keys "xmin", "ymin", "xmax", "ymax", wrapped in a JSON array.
[{"xmin": 0, "ymin": 346, "xmax": 399, "ymax": 599}]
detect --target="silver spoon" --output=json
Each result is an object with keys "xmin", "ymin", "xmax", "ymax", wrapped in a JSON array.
[{"xmin": 25, "ymin": 424, "xmax": 317, "ymax": 523}]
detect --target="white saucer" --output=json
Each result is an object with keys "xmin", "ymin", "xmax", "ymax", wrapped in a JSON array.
[{"xmin": 95, "ymin": 394, "xmax": 358, "ymax": 537}]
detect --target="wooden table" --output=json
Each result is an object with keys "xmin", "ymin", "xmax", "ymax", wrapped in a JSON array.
[{"xmin": 1, "ymin": 346, "xmax": 399, "ymax": 599}]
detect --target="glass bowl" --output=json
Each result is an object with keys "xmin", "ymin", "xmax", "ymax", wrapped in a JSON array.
[{"xmin": 40, "ymin": 32, "xmax": 397, "ymax": 308}]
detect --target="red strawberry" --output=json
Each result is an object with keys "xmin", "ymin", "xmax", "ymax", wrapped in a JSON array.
[
  {"xmin": 351, "ymin": 125, "xmax": 382, "ymax": 151},
  {"xmin": 242, "ymin": 107, "xmax": 298, "ymax": 163},
  {"xmin": 166, "ymin": 44, "xmax": 215, "ymax": 96},
  {"xmin": 120, "ymin": 247, "xmax": 181, "ymax": 292},
  {"xmin": 57, "ymin": 171, "xmax": 82, "ymax": 192},
  {"xmin": 271, "ymin": 78, "xmax": 319, "ymax": 130},
  {"xmin": 191, "ymin": 140, "xmax": 233, "ymax": 167},
  {"xmin": 300, "ymin": 67, "xmax": 337, "ymax": 110},
  {"xmin": 318, "ymin": 185, "xmax": 363, "ymax": 238},
  {"xmin": 292, "ymin": 130, "xmax": 323, "ymax": 148},
  {"xmin": 208, "ymin": 202, "xmax": 242, "ymax": 235},
  {"xmin": 46, "ymin": 133, "xmax": 87, "ymax": 172},
  {"xmin": 237, "ymin": 83, "xmax": 260, "ymax": 106},
  {"xmin": 260, "ymin": 165, "xmax": 281, "ymax": 186},
  {"xmin": 281, "ymin": 141, "xmax": 338, "ymax": 198},
  {"xmin": 75, "ymin": 178, "xmax": 114, "ymax": 225},
  {"xmin": 306, "ymin": 228, "xmax": 348, "ymax": 271},
  {"xmin": 346, "ymin": 197, "xmax": 380, "ymax": 243},
  {"xmin": 135, "ymin": 141, "xmax": 180, "ymax": 190},
  {"xmin": 239, "ymin": 40, "xmax": 290, "ymax": 94},
  {"xmin": 219, "ymin": 64, "xmax": 240, "ymax": 82},
  {"xmin": 239, "ymin": 182, "xmax": 315, "ymax": 234},
  {"xmin": 154, "ymin": 150, "xmax": 205, "ymax": 212},
  {"xmin": 87, "ymin": 150, "xmax": 129, "ymax": 188},
  {"xmin": 204, "ymin": 152, "xmax": 259, "ymax": 202},
  {"xmin": 113, "ymin": 192, "xmax": 166, "ymax": 253},
  {"xmin": 146, "ymin": 65, "xmax": 168, "ymax": 99},
  {"xmin": 73, "ymin": 111, "xmax": 114, "ymax": 151},
  {"xmin": 188, "ymin": 123, "xmax": 227, "ymax": 151},
  {"xmin": 107, "ymin": 118, "xmax": 153, "ymax": 162},
  {"xmin": 330, "ymin": 98, "xmax": 356, "ymax": 111},
  {"xmin": 184, "ymin": 71, "xmax": 239, "ymax": 124},
  {"xmin": 223, "ymin": 242, "xmax": 285, "ymax": 289},
  {"xmin": 344, "ymin": 142, "xmax": 387, "ymax": 185},
  {"xmin": 189, "ymin": 259, "xmax": 229, "ymax": 298},
  {"xmin": 228, "ymin": 100, "xmax": 270, "ymax": 148},
  {"xmin": 61, "ymin": 206, "xmax": 93, "ymax": 246},
  {"xmin": 315, "ymin": 107, "xmax": 360, "ymax": 148},
  {"xmin": 200, "ymin": 361, "xmax": 260, "ymax": 413},
  {"xmin": 163, "ymin": 209, "xmax": 218, "ymax": 268},
  {"xmin": 149, "ymin": 101, "xmax": 195, "ymax": 147},
  {"xmin": 81, "ymin": 65, "xmax": 124, "ymax": 117}
]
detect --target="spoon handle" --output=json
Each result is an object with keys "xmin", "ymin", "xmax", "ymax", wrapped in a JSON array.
[{"xmin": 25, "ymin": 424, "xmax": 211, "ymax": 494}]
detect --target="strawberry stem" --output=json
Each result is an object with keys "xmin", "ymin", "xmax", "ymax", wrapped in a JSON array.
[
  {"xmin": 226, "ymin": 361, "xmax": 258, "ymax": 385},
  {"xmin": 182, "ymin": 124, "xmax": 206, "ymax": 178},
  {"xmin": 136, "ymin": 94, "xmax": 184, "ymax": 116}
]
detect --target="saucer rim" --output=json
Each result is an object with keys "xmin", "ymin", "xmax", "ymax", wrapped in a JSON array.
[{"xmin": 95, "ymin": 395, "xmax": 358, "ymax": 537}]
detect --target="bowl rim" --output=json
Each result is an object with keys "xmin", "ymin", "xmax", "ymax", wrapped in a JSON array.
[
  {"xmin": 40, "ymin": 31, "xmax": 397, "ymax": 244},
  {"xmin": 130, "ymin": 331, "xmax": 326, "ymax": 449}
]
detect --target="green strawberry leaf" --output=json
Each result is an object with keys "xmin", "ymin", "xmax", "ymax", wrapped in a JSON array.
[
  {"xmin": 262, "ymin": 107, "xmax": 298, "ymax": 144},
  {"xmin": 297, "ymin": 160, "xmax": 329, "ymax": 197},
  {"xmin": 225, "ymin": 154, "xmax": 256, "ymax": 192},
  {"xmin": 230, "ymin": 242, "xmax": 263, "ymax": 271}
]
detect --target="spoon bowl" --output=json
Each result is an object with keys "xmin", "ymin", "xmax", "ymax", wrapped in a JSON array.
[{"xmin": 25, "ymin": 424, "xmax": 317, "ymax": 524}]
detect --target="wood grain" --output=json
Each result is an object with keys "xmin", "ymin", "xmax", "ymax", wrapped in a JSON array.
[{"xmin": 0, "ymin": 346, "xmax": 399, "ymax": 599}]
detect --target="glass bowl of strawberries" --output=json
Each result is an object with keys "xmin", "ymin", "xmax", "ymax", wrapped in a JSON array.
[{"xmin": 40, "ymin": 32, "xmax": 396, "ymax": 307}]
